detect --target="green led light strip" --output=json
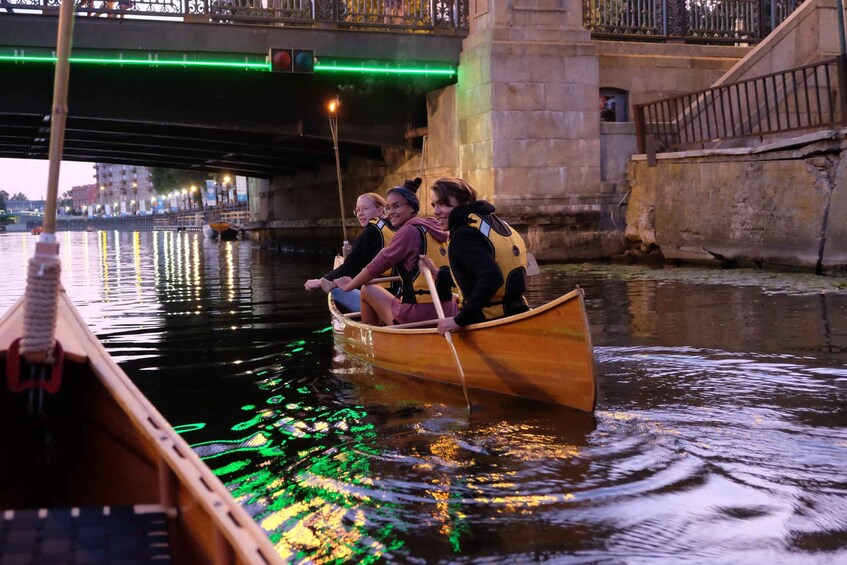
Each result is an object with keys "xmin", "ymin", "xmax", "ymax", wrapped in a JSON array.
[
  {"xmin": 314, "ymin": 63, "xmax": 455, "ymax": 76},
  {"xmin": 0, "ymin": 54, "xmax": 268, "ymax": 70},
  {"xmin": 0, "ymin": 54, "xmax": 457, "ymax": 76}
]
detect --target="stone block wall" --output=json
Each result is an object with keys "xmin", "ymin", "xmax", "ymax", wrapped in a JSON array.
[{"xmin": 625, "ymin": 130, "xmax": 847, "ymax": 272}]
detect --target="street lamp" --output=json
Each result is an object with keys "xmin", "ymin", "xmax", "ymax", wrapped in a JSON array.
[
  {"xmin": 328, "ymin": 96, "xmax": 350, "ymax": 256},
  {"xmin": 222, "ymin": 176, "xmax": 231, "ymax": 207}
]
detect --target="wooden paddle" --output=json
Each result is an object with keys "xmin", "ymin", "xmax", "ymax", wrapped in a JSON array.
[{"xmin": 422, "ymin": 267, "xmax": 471, "ymax": 411}]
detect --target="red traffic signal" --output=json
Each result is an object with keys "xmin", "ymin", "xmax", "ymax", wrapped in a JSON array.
[{"xmin": 269, "ymin": 48, "xmax": 315, "ymax": 73}]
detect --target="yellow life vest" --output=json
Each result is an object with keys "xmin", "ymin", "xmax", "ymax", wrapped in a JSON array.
[
  {"xmin": 456, "ymin": 213, "xmax": 528, "ymax": 321},
  {"xmin": 398, "ymin": 225, "xmax": 449, "ymax": 304}
]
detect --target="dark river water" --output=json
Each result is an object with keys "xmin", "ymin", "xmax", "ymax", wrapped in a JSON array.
[{"xmin": 1, "ymin": 230, "xmax": 846, "ymax": 564}]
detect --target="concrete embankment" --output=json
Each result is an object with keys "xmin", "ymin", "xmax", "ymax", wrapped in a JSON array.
[{"xmin": 625, "ymin": 129, "xmax": 847, "ymax": 274}]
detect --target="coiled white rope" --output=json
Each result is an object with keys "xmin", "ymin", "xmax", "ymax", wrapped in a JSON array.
[{"xmin": 20, "ymin": 238, "xmax": 62, "ymax": 364}]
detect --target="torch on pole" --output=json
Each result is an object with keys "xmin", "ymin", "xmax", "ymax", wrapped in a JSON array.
[{"xmin": 328, "ymin": 97, "xmax": 350, "ymax": 257}]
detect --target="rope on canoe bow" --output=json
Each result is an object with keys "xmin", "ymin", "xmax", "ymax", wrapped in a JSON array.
[{"xmin": 20, "ymin": 242, "xmax": 62, "ymax": 364}]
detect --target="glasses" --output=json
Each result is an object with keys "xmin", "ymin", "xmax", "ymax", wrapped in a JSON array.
[
  {"xmin": 383, "ymin": 202, "xmax": 409, "ymax": 214},
  {"xmin": 353, "ymin": 205, "xmax": 377, "ymax": 215}
]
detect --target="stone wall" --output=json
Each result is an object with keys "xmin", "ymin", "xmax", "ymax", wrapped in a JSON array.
[
  {"xmin": 625, "ymin": 130, "xmax": 847, "ymax": 273},
  {"xmin": 596, "ymin": 41, "xmax": 747, "ymax": 109}
]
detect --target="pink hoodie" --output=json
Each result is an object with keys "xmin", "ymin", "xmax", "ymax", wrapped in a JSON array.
[{"xmin": 365, "ymin": 217, "xmax": 449, "ymax": 276}]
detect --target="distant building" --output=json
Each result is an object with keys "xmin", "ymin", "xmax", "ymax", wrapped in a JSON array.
[
  {"xmin": 93, "ymin": 163, "xmax": 156, "ymax": 215},
  {"xmin": 70, "ymin": 183, "xmax": 98, "ymax": 211}
]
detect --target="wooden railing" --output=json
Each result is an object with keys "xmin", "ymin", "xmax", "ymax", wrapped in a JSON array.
[{"xmin": 634, "ymin": 56, "xmax": 847, "ymax": 155}]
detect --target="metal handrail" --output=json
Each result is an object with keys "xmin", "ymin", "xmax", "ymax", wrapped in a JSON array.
[
  {"xmin": 634, "ymin": 55, "xmax": 847, "ymax": 154},
  {"xmin": 583, "ymin": 0, "xmax": 806, "ymax": 44},
  {"xmin": 1, "ymin": 0, "xmax": 469, "ymax": 32}
]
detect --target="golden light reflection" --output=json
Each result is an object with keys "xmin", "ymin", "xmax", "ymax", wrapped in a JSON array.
[
  {"xmin": 133, "ymin": 231, "xmax": 143, "ymax": 297},
  {"xmin": 268, "ymin": 500, "xmax": 375, "ymax": 565},
  {"xmin": 226, "ymin": 242, "xmax": 235, "ymax": 301},
  {"xmin": 99, "ymin": 230, "xmax": 110, "ymax": 299},
  {"xmin": 112, "ymin": 230, "xmax": 122, "ymax": 294}
]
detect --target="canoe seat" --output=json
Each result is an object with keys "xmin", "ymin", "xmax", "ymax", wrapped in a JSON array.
[{"xmin": 1, "ymin": 505, "xmax": 173, "ymax": 563}]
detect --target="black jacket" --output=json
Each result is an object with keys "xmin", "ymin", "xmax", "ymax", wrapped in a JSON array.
[
  {"xmin": 448, "ymin": 201, "xmax": 528, "ymax": 326},
  {"xmin": 324, "ymin": 221, "xmax": 392, "ymax": 281}
]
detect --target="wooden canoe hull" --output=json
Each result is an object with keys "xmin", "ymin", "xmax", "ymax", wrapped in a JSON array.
[
  {"xmin": 0, "ymin": 290, "xmax": 281, "ymax": 564},
  {"xmin": 331, "ymin": 289, "xmax": 596, "ymax": 412}
]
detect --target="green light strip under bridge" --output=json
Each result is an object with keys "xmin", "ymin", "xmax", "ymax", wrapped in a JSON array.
[{"xmin": 0, "ymin": 54, "xmax": 457, "ymax": 76}]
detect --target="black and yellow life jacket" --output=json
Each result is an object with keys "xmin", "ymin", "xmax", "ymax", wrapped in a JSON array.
[
  {"xmin": 397, "ymin": 225, "xmax": 450, "ymax": 304},
  {"xmin": 370, "ymin": 218, "xmax": 399, "ymax": 291},
  {"xmin": 454, "ymin": 213, "xmax": 528, "ymax": 321}
]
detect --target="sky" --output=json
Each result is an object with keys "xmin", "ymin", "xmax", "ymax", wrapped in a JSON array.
[{"xmin": 0, "ymin": 158, "xmax": 96, "ymax": 201}]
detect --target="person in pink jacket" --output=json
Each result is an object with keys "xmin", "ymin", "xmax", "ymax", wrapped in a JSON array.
[{"xmin": 335, "ymin": 178, "xmax": 457, "ymax": 326}]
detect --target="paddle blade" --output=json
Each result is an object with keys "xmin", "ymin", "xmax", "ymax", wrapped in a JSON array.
[{"xmin": 525, "ymin": 252, "xmax": 540, "ymax": 276}]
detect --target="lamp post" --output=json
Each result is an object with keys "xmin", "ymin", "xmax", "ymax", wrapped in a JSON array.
[
  {"xmin": 328, "ymin": 97, "xmax": 350, "ymax": 257},
  {"xmin": 222, "ymin": 176, "xmax": 231, "ymax": 208}
]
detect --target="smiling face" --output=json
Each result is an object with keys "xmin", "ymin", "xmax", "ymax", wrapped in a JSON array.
[
  {"xmin": 354, "ymin": 196, "xmax": 382, "ymax": 227},
  {"xmin": 384, "ymin": 192, "xmax": 415, "ymax": 228},
  {"xmin": 432, "ymin": 192, "xmax": 460, "ymax": 231}
]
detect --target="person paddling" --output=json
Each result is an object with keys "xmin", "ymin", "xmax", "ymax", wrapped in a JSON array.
[
  {"xmin": 420, "ymin": 176, "xmax": 529, "ymax": 335},
  {"xmin": 334, "ymin": 178, "xmax": 456, "ymax": 326},
  {"xmin": 304, "ymin": 192, "xmax": 396, "ymax": 312}
]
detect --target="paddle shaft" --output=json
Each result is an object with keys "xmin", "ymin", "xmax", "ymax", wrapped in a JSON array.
[{"xmin": 422, "ymin": 268, "xmax": 471, "ymax": 411}]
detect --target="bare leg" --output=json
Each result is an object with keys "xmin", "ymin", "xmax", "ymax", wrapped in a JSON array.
[{"xmin": 360, "ymin": 285, "xmax": 398, "ymax": 326}]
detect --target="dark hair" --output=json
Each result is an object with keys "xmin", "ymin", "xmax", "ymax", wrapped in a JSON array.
[
  {"xmin": 387, "ymin": 177, "xmax": 422, "ymax": 213},
  {"xmin": 430, "ymin": 176, "xmax": 478, "ymax": 207}
]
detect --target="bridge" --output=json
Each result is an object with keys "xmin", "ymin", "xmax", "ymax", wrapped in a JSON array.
[
  {"xmin": 0, "ymin": 4, "xmax": 466, "ymax": 176},
  {"xmin": 4, "ymin": 0, "xmax": 834, "ymax": 270}
]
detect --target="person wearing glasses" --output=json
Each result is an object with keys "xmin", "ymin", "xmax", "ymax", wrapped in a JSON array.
[
  {"xmin": 304, "ymin": 192, "xmax": 397, "ymax": 312},
  {"xmin": 419, "ymin": 176, "xmax": 529, "ymax": 336},
  {"xmin": 334, "ymin": 178, "xmax": 456, "ymax": 326}
]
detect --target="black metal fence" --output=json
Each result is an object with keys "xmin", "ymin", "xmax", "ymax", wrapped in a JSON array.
[
  {"xmin": 2, "ymin": 0, "xmax": 469, "ymax": 31},
  {"xmin": 583, "ymin": 0, "xmax": 806, "ymax": 43},
  {"xmin": 634, "ymin": 56, "xmax": 847, "ymax": 154}
]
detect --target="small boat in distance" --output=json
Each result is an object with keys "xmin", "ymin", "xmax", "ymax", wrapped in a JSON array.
[
  {"xmin": 330, "ymin": 289, "xmax": 596, "ymax": 412},
  {"xmin": 203, "ymin": 220, "xmax": 239, "ymax": 241}
]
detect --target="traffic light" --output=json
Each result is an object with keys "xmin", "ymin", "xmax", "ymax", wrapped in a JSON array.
[{"xmin": 269, "ymin": 48, "xmax": 315, "ymax": 73}]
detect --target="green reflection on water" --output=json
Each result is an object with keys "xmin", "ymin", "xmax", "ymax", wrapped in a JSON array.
[{"xmin": 179, "ymin": 337, "xmax": 405, "ymax": 563}]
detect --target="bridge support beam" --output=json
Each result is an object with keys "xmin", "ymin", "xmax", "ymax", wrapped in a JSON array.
[{"xmin": 453, "ymin": 0, "xmax": 624, "ymax": 259}]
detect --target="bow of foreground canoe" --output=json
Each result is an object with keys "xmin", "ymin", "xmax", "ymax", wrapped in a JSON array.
[
  {"xmin": 0, "ymin": 289, "xmax": 282, "ymax": 564},
  {"xmin": 330, "ymin": 288, "xmax": 596, "ymax": 412}
]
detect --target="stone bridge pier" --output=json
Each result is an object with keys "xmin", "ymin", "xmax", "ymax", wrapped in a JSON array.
[
  {"xmin": 448, "ymin": 0, "xmax": 624, "ymax": 260},
  {"xmin": 252, "ymin": 0, "xmax": 634, "ymax": 260}
]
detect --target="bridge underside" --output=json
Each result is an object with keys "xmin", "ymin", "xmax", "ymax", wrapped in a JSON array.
[{"xmin": 0, "ymin": 15, "xmax": 461, "ymax": 176}]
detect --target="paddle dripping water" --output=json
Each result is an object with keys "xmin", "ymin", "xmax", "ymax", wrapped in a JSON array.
[{"xmin": 0, "ymin": 232, "xmax": 844, "ymax": 562}]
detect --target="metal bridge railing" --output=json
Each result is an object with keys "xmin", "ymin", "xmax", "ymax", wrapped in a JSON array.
[
  {"xmin": 2, "ymin": 0, "xmax": 469, "ymax": 31},
  {"xmin": 583, "ymin": 0, "xmax": 806, "ymax": 43},
  {"xmin": 634, "ymin": 56, "xmax": 847, "ymax": 154}
]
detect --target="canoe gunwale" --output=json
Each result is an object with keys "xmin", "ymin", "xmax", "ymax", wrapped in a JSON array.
[
  {"xmin": 330, "ymin": 287, "xmax": 585, "ymax": 336},
  {"xmin": 329, "ymin": 287, "xmax": 597, "ymax": 411},
  {"xmin": 0, "ymin": 288, "xmax": 282, "ymax": 564}
]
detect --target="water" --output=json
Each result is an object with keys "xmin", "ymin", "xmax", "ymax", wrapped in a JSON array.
[{"xmin": 1, "ymin": 231, "xmax": 845, "ymax": 563}]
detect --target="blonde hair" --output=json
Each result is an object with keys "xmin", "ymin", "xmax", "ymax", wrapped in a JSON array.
[{"xmin": 358, "ymin": 192, "xmax": 387, "ymax": 210}]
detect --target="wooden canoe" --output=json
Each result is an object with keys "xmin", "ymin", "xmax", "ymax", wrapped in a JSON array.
[
  {"xmin": 330, "ymin": 288, "xmax": 596, "ymax": 412},
  {"xmin": 0, "ymin": 289, "xmax": 281, "ymax": 564}
]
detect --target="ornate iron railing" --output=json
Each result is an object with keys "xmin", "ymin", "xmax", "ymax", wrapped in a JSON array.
[
  {"xmin": 584, "ymin": 0, "xmax": 806, "ymax": 43},
  {"xmin": 634, "ymin": 56, "xmax": 847, "ymax": 154},
  {"xmin": 1, "ymin": 0, "xmax": 469, "ymax": 30}
]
